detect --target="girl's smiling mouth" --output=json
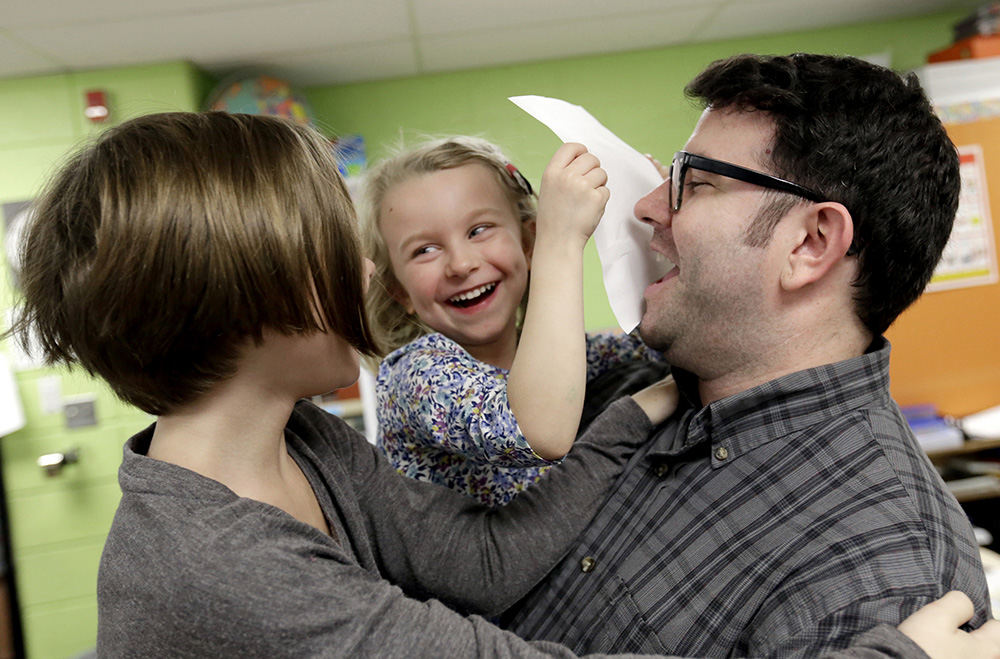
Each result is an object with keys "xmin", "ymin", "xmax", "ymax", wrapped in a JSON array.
[{"xmin": 448, "ymin": 282, "xmax": 498, "ymax": 308}]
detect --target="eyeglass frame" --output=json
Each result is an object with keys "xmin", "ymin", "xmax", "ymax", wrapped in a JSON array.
[{"xmin": 668, "ymin": 150, "xmax": 826, "ymax": 213}]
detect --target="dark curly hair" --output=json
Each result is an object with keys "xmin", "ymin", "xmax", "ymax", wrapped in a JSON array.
[{"xmin": 686, "ymin": 53, "xmax": 959, "ymax": 335}]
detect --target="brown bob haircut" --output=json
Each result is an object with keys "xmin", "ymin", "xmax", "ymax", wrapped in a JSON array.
[{"xmin": 9, "ymin": 111, "xmax": 378, "ymax": 415}]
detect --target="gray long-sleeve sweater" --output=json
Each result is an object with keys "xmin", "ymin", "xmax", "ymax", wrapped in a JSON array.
[{"xmin": 96, "ymin": 397, "xmax": 927, "ymax": 658}]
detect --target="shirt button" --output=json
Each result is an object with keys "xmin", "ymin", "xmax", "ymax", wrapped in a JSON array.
[
  {"xmin": 654, "ymin": 462, "xmax": 670, "ymax": 477},
  {"xmin": 714, "ymin": 446, "xmax": 729, "ymax": 461},
  {"xmin": 580, "ymin": 556, "xmax": 597, "ymax": 573}
]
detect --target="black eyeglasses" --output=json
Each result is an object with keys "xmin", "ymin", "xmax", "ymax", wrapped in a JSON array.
[{"xmin": 668, "ymin": 151, "xmax": 825, "ymax": 213}]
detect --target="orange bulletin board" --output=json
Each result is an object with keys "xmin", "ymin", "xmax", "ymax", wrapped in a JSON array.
[{"xmin": 886, "ymin": 115, "xmax": 1000, "ymax": 417}]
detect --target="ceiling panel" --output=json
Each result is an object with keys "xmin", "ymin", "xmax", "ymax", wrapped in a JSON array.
[
  {"xmin": 205, "ymin": 39, "xmax": 420, "ymax": 87},
  {"xmin": 411, "ymin": 0, "xmax": 718, "ymax": 35},
  {"xmin": 420, "ymin": 5, "xmax": 718, "ymax": 72},
  {"xmin": 0, "ymin": 0, "xmax": 988, "ymax": 86},
  {"xmin": 0, "ymin": 0, "xmax": 318, "ymax": 28},
  {"xmin": 13, "ymin": 0, "xmax": 412, "ymax": 70},
  {"xmin": 700, "ymin": 0, "xmax": 975, "ymax": 42},
  {"xmin": 0, "ymin": 33, "xmax": 61, "ymax": 78}
]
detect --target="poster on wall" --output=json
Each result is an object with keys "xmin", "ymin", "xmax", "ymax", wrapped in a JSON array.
[{"xmin": 927, "ymin": 144, "xmax": 999, "ymax": 292}]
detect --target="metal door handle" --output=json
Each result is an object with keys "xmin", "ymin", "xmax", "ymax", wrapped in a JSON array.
[{"xmin": 37, "ymin": 448, "xmax": 79, "ymax": 477}]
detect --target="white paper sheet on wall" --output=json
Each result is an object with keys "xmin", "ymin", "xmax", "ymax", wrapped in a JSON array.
[
  {"xmin": 509, "ymin": 95, "xmax": 671, "ymax": 332},
  {"xmin": 0, "ymin": 351, "xmax": 25, "ymax": 437}
]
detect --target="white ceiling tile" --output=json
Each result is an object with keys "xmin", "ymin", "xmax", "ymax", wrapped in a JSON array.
[
  {"xmin": 0, "ymin": 33, "xmax": 64, "ymax": 78},
  {"xmin": 695, "ymin": 0, "xmax": 828, "ymax": 41},
  {"xmin": 203, "ymin": 40, "xmax": 420, "ymax": 87},
  {"xmin": 420, "ymin": 6, "xmax": 717, "ymax": 72},
  {"xmin": 12, "ymin": 0, "xmax": 411, "ymax": 70},
  {"xmin": 0, "ymin": 0, "xmax": 987, "ymax": 85},
  {"xmin": 1, "ymin": 0, "xmax": 332, "ymax": 28},
  {"xmin": 412, "ymin": 0, "xmax": 718, "ymax": 35},
  {"xmin": 698, "ymin": 0, "xmax": 979, "ymax": 42}
]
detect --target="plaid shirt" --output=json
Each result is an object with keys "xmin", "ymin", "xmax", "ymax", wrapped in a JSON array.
[{"xmin": 502, "ymin": 338, "xmax": 990, "ymax": 657}]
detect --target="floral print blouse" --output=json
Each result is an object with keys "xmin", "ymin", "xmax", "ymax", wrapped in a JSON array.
[{"xmin": 375, "ymin": 331, "xmax": 657, "ymax": 506}]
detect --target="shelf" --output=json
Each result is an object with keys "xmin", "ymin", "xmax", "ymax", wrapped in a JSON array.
[
  {"xmin": 924, "ymin": 435, "xmax": 1000, "ymax": 503},
  {"xmin": 947, "ymin": 474, "xmax": 1000, "ymax": 503},
  {"xmin": 926, "ymin": 436, "xmax": 1000, "ymax": 461}
]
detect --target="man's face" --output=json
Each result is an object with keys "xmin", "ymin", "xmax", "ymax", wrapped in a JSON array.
[{"xmin": 635, "ymin": 108, "xmax": 785, "ymax": 379}]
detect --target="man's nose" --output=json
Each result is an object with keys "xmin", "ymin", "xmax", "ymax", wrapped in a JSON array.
[{"xmin": 634, "ymin": 180, "xmax": 673, "ymax": 229}]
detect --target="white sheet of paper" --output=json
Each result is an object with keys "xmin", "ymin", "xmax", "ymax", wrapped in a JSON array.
[
  {"xmin": 963, "ymin": 404, "xmax": 1000, "ymax": 439},
  {"xmin": 509, "ymin": 95, "xmax": 670, "ymax": 332},
  {"xmin": 0, "ymin": 352, "xmax": 24, "ymax": 437}
]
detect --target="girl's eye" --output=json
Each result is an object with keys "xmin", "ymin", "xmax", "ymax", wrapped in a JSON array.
[
  {"xmin": 469, "ymin": 224, "xmax": 492, "ymax": 238},
  {"xmin": 412, "ymin": 245, "xmax": 439, "ymax": 258}
]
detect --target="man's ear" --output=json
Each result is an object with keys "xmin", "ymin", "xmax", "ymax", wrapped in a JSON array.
[{"xmin": 780, "ymin": 202, "xmax": 854, "ymax": 292}]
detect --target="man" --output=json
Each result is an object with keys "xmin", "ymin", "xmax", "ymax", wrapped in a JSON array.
[{"xmin": 502, "ymin": 53, "xmax": 990, "ymax": 657}]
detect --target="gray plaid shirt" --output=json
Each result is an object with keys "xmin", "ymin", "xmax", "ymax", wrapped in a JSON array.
[{"xmin": 503, "ymin": 338, "xmax": 990, "ymax": 657}]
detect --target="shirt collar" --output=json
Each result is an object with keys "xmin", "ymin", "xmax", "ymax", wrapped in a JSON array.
[{"xmin": 649, "ymin": 337, "xmax": 892, "ymax": 464}]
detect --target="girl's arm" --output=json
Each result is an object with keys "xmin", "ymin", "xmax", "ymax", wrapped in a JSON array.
[
  {"xmin": 507, "ymin": 142, "xmax": 609, "ymax": 461},
  {"xmin": 630, "ymin": 375, "xmax": 678, "ymax": 424}
]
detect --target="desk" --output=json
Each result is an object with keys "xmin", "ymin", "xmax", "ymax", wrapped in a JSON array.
[
  {"xmin": 926, "ymin": 437, "xmax": 1000, "ymax": 461},
  {"xmin": 927, "ymin": 437, "xmax": 1000, "ymax": 550}
]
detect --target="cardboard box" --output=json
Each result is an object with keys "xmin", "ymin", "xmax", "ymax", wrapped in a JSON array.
[{"xmin": 929, "ymin": 33, "xmax": 1000, "ymax": 63}]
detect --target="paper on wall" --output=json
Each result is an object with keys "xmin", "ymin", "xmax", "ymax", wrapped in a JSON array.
[
  {"xmin": 509, "ymin": 95, "xmax": 671, "ymax": 332},
  {"xmin": 0, "ymin": 351, "xmax": 25, "ymax": 437}
]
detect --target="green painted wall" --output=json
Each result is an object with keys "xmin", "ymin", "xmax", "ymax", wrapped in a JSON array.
[
  {"xmin": 0, "ymin": 61, "xmax": 208, "ymax": 659},
  {"xmin": 0, "ymin": 8, "xmax": 968, "ymax": 659},
  {"xmin": 306, "ymin": 11, "xmax": 963, "ymax": 329}
]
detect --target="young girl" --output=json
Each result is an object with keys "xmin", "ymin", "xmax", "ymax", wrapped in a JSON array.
[
  {"xmin": 9, "ymin": 111, "xmax": 993, "ymax": 659},
  {"xmin": 362, "ymin": 136, "xmax": 668, "ymax": 505}
]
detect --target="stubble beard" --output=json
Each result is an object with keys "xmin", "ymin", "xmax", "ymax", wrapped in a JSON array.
[{"xmin": 638, "ymin": 278, "xmax": 737, "ymax": 378}]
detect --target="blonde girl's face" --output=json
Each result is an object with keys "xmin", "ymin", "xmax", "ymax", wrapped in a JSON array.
[{"xmin": 379, "ymin": 163, "xmax": 532, "ymax": 362}]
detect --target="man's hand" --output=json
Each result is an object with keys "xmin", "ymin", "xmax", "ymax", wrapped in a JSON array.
[{"xmin": 897, "ymin": 591, "xmax": 1000, "ymax": 658}]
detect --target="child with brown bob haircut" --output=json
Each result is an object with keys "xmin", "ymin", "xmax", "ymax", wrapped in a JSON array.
[{"xmin": 7, "ymin": 111, "xmax": 995, "ymax": 658}]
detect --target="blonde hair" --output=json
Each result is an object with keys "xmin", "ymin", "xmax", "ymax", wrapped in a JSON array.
[
  {"xmin": 8, "ymin": 112, "xmax": 378, "ymax": 415},
  {"xmin": 359, "ymin": 136, "xmax": 536, "ymax": 362}
]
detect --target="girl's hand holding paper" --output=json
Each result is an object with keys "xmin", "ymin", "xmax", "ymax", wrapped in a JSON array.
[{"xmin": 509, "ymin": 95, "xmax": 672, "ymax": 332}]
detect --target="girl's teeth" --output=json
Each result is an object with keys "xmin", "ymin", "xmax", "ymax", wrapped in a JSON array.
[{"xmin": 450, "ymin": 283, "xmax": 495, "ymax": 303}]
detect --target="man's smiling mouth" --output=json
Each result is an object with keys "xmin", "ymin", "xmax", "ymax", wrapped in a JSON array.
[{"xmin": 448, "ymin": 283, "xmax": 497, "ymax": 308}]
